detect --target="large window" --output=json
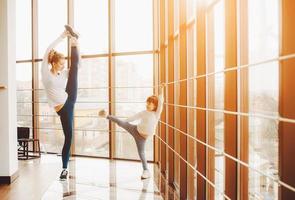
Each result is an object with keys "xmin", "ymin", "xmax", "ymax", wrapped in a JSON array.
[
  {"xmin": 156, "ymin": 0, "xmax": 289, "ymax": 199},
  {"xmin": 16, "ymin": 0, "xmax": 154, "ymax": 161}
]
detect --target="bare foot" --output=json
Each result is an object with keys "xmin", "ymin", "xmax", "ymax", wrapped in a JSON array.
[{"xmin": 98, "ymin": 109, "xmax": 107, "ymax": 118}]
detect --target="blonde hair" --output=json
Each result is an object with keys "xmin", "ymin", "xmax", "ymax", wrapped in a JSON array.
[{"xmin": 48, "ymin": 49, "xmax": 65, "ymax": 65}]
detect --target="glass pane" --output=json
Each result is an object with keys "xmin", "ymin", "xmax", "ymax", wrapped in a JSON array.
[
  {"xmin": 17, "ymin": 115, "xmax": 33, "ymax": 129},
  {"xmin": 249, "ymin": 0, "xmax": 279, "ymax": 63},
  {"xmin": 16, "ymin": 63, "xmax": 32, "ymax": 89},
  {"xmin": 215, "ymin": 0, "xmax": 225, "ymax": 197},
  {"xmin": 78, "ymin": 58, "xmax": 108, "ymax": 89},
  {"xmin": 16, "ymin": 0, "xmax": 32, "ymax": 60},
  {"xmin": 211, "ymin": 1, "xmax": 225, "ymax": 199},
  {"xmin": 115, "ymin": 55, "xmax": 153, "ymax": 160},
  {"xmin": 248, "ymin": 64, "xmax": 279, "ymax": 199},
  {"xmin": 38, "ymin": 103, "xmax": 62, "ymax": 153},
  {"xmin": 115, "ymin": 0, "xmax": 153, "ymax": 52},
  {"xmin": 174, "ymin": 0, "xmax": 179, "ymax": 32},
  {"xmin": 74, "ymin": 104, "xmax": 109, "ymax": 157},
  {"xmin": 75, "ymin": 57, "xmax": 109, "ymax": 156},
  {"xmin": 74, "ymin": 0, "xmax": 108, "ymax": 54},
  {"xmin": 187, "ymin": 23, "xmax": 197, "ymax": 198},
  {"xmin": 248, "ymin": 0, "xmax": 279, "ymax": 199},
  {"xmin": 174, "ymin": 37, "xmax": 180, "ymax": 186},
  {"xmin": 38, "ymin": 108, "xmax": 61, "ymax": 130},
  {"xmin": 165, "ymin": 0, "xmax": 169, "ymax": 41},
  {"xmin": 16, "ymin": 63, "xmax": 32, "ymax": 128},
  {"xmin": 187, "ymin": 0, "xmax": 196, "ymax": 20},
  {"xmin": 115, "ymin": 55, "xmax": 153, "ymax": 87},
  {"xmin": 74, "ymin": 130, "xmax": 109, "ymax": 157},
  {"xmin": 40, "ymin": 128, "xmax": 64, "ymax": 153},
  {"xmin": 38, "ymin": 0, "xmax": 68, "ymax": 58},
  {"xmin": 187, "ymin": 27, "xmax": 195, "ymax": 85}
]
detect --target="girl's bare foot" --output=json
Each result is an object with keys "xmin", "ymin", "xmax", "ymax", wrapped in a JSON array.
[{"xmin": 98, "ymin": 109, "xmax": 107, "ymax": 118}]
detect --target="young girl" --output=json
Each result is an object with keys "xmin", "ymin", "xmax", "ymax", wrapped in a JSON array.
[
  {"xmin": 41, "ymin": 25, "xmax": 80, "ymax": 180},
  {"xmin": 98, "ymin": 84, "xmax": 165, "ymax": 179}
]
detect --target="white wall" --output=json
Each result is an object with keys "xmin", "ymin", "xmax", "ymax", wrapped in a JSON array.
[{"xmin": 0, "ymin": 0, "xmax": 18, "ymax": 177}]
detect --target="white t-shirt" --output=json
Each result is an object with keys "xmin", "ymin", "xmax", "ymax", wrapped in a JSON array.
[
  {"xmin": 125, "ymin": 94, "xmax": 164, "ymax": 137},
  {"xmin": 41, "ymin": 35, "xmax": 68, "ymax": 108}
]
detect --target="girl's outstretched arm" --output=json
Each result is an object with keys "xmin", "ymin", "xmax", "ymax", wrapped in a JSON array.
[{"xmin": 155, "ymin": 83, "xmax": 165, "ymax": 118}]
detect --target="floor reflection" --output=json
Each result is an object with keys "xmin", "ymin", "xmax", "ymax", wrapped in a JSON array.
[{"xmin": 41, "ymin": 156, "xmax": 163, "ymax": 200}]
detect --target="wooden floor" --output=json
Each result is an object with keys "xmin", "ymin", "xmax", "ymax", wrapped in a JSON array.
[
  {"xmin": 0, "ymin": 155, "xmax": 179, "ymax": 200},
  {"xmin": 0, "ymin": 156, "xmax": 64, "ymax": 199}
]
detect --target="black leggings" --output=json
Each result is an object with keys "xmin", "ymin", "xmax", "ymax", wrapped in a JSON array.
[{"xmin": 57, "ymin": 46, "xmax": 79, "ymax": 169}]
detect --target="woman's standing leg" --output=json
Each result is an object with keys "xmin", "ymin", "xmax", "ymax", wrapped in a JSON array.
[{"xmin": 59, "ymin": 104, "xmax": 74, "ymax": 169}]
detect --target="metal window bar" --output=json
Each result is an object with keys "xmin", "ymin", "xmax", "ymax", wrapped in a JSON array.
[
  {"xmin": 16, "ymin": 86, "xmax": 154, "ymax": 91},
  {"xmin": 164, "ymin": 102, "xmax": 295, "ymax": 125},
  {"xmin": 17, "ymin": 101, "xmax": 148, "ymax": 104},
  {"xmin": 15, "ymin": 50, "xmax": 156, "ymax": 63},
  {"xmin": 20, "ymin": 126, "xmax": 129, "ymax": 133},
  {"xmin": 17, "ymin": 115, "xmax": 129, "ymax": 119}
]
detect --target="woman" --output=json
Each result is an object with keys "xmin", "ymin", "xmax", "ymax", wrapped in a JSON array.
[{"xmin": 41, "ymin": 25, "xmax": 80, "ymax": 180}]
